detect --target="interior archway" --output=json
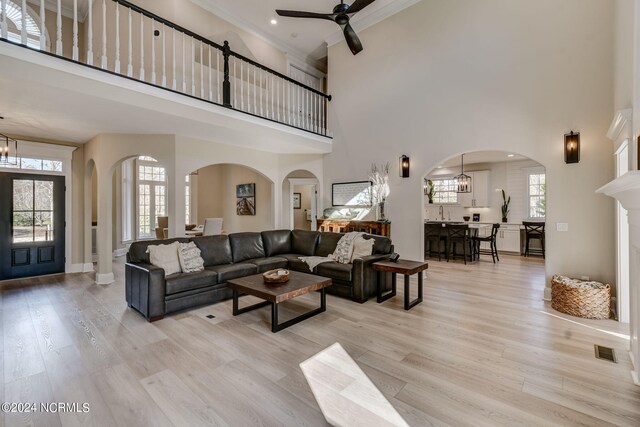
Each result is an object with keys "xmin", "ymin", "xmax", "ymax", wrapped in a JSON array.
[{"xmin": 282, "ymin": 170, "xmax": 320, "ymax": 230}]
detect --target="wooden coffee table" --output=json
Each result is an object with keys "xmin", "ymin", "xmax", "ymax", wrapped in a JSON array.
[
  {"xmin": 227, "ymin": 271, "xmax": 332, "ymax": 333},
  {"xmin": 372, "ymin": 259, "xmax": 428, "ymax": 310}
]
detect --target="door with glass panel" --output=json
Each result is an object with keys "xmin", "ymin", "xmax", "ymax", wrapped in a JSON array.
[{"xmin": 0, "ymin": 173, "xmax": 65, "ymax": 280}]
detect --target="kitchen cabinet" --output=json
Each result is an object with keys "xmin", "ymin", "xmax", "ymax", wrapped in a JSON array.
[
  {"xmin": 496, "ymin": 224, "xmax": 520, "ymax": 253},
  {"xmin": 459, "ymin": 171, "xmax": 490, "ymax": 208}
]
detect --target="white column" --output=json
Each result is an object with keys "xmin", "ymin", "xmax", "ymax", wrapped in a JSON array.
[
  {"xmin": 86, "ymin": 0, "xmax": 93, "ymax": 65},
  {"xmin": 96, "ymin": 172, "xmax": 114, "ymax": 285}
]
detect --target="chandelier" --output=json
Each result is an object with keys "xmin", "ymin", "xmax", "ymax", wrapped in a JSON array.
[
  {"xmin": 0, "ymin": 134, "xmax": 18, "ymax": 166},
  {"xmin": 454, "ymin": 153, "xmax": 472, "ymax": 193}
]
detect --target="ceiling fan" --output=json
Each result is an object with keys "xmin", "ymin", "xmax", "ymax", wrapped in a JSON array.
[{"xmin": 276, "ymin": 0, "xmax": 376, "ymax": 55}]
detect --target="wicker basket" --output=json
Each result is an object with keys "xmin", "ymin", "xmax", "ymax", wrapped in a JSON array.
[{"xmin": 551, "ymin": 275, "xmax": 611, "ymax": 319}]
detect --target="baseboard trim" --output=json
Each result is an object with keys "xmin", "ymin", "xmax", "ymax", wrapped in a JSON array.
[
  {"xmin": 543, "ymin": 287, "xmax": 551, "ymax": 301},
  {"xmin": 83, "ymin": 263, "xmax": 94, "ymax": 272},
  {"xmin": 113, "ymin": 248, "xmax": 128, "ymax": 258},
  {"xmin": 96, "ymin": 272, "xmax": 115, "ymax": 285}
]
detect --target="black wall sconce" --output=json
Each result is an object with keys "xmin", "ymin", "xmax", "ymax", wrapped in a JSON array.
[
  {"xmin": 564, "ymin": 131, "xmax": 580, "ymax": 164},
  {"xmin": 400, "ymin": 155, "xmax": 410, "ymax": 178}
]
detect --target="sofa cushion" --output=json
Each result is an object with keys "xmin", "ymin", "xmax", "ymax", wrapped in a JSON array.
[
  {"xmin": 316, "ymin": 262, "xmax": 353, "ymax": 282},
  {"xmin": 351, "ymin": 236, "xmax": 374, "ymax": 261},
  {"xmin": 177, "ymin": 242, "xmax": 205, "ymax": 273},
  {"xmin": 192, "ymin": 235, "xmax": 233, "ymax": 266},
  {"xmin": 128, "ymin": 237, "xmax": 190, "ymax": 264},
  {"xmin": 229, "ymin": 232, "xmax": 266, "ymax": 263},
  {"xmin": 206, "ymin": 263, "xmax": 258, "ymax": 283},
  {"xmin": 147, "ymin": 242, "xmax": 182, "ymax": 277},
  {"xmin": 280, "ymin": 254, "xmax": 313, "ymax": 273},
  {"xmin": 165, "ymin": 269, "xmax": 218, "ymax": 295},
  {"xmin": 368, "ymin": 235, "xmax": 392, "ymax": 254},
  {"xmin": 291, "ymin": 230, "xmax": 319, "ymax": 256},
  {"xmin": 243, "ymin": 256, "xmax": 288, "ymax": 273},
  {"xmin": 261, "ymin": 230, "xmax": 292, "ymax": 256},
  {"xmin": 316, "ymin": 232, "xmax": 343, "ymax": 257}
]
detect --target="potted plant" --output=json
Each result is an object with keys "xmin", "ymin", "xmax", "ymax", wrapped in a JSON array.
[
  {"xmin": 501, "ymin": 189, "xmax": 511, "ymax": 223},
  {"xmin": 425, "ymin": 179, "xmax": 436, "ymax": 204}
]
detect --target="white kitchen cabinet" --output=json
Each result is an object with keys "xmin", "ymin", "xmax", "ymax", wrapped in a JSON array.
[
  {"xmin": 460, "ymin": 171, "xmax": 490, "ymax": 208},
  {"xmin": 496, "ymin": 225, "xmax": 521, "ymax": 253}
]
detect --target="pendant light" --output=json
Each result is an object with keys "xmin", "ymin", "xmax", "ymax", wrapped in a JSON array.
[
  {"xmin": 454, "ymin": 153, "xmax": 472, "ymax": 193},
  {"xmin": 0, "ymin": 134, "xmax": 18, "ymax": 166}
]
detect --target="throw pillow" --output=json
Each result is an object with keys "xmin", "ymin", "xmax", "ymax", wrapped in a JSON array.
[
  {"xmin": 177, "ymin": 242, "xmax": 205, "ymax": 273},
  {"xmin": 147, "ymin": 242, "xmax": 181, "ymax": 277},
  {"xmin": 350, "ymin": 236, "xmax": 374, "ymax": 262}
]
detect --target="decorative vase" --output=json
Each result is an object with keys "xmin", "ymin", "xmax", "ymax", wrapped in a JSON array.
[
  {"xmin": 378, "ymin": 200, "xmax": 386, "ymax": 222},
  {"xmin": 428, "ymin": 199, "xmax": 433, "ymax": 204},
  {"xmin": 502, "ymin": 217, "xmax": 508, "ymax": 223}
]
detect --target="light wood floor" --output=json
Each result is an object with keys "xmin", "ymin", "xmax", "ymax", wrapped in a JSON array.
[{"xmin": 1, "ymin": 254, "xmax": 638, "ymax": 426}]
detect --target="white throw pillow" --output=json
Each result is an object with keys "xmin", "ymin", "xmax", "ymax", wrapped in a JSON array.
[
  {"xmin": 147, "ymin": 242, "xmax": 182, "ymax": 277},
  {"xmin": 350, "ymin": 236, "xmax": 374, "ymax": 262},
  {"xmin": 177, "ymin": 242, "xmax": 205, "ymax": 273}
]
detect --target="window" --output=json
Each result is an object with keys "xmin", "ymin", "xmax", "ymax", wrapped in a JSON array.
[
  {"xmin": 13, "ymin": 179, "xmax": 54, "ymax": 243},
  {"xmin": 527, "ymin": 172, "xmax": 546, "ymax": 219},
  {"xmin": 136, "ymin": 156, "xmax": 166, "ymax": 239},
  {"xmin": 4, "ymin": 0, "xmax": 45, "ymax": 50},
  {"xmin": 431, "ymin": 178, "xmax": 458, "ymax": 204},
  {"xmin": 1, "ymin": 156, "xmax": 63, "ymax": 172}
]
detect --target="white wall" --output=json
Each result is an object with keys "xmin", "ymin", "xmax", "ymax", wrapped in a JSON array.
[{"xmin": 325, "ymin": 0, "xmax": 616, "ymax": 290}]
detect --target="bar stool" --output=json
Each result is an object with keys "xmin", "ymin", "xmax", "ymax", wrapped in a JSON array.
[
  {"xmin": 472, "ymin": 223, "xmax": 500, "ymax": 263},
  {"xmin": 523, "ymin": 221, "xmax": 545, "ymax": 258},
  {"xmin": 447, "ymin": 224, "xmax": 473, "ymax": 265},
  {"xmin": 424, "ymin": 223, "xmax": 447, "ymax": 261}
]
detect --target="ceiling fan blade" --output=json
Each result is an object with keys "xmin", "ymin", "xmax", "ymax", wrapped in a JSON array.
[
  {"xmin": 275, "ymin": 10, "xmax": 335, "ymax": 21},
  {"xmin": 346, "ymin": 0, "xmax": 376, "ymax": 15},
  {"xmin": 342, "ymin": 22, "xmax": 363, "ymax": 55}
]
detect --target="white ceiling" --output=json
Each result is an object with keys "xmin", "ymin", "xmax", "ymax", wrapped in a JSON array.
[{"xmin": 191, "ymin": 0, "xmax": 420, "ymax": 63}]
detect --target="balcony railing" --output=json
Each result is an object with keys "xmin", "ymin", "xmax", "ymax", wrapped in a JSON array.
[{"xmin": 0, "ymin": 0, "xmax": 331, "ymax": 136}]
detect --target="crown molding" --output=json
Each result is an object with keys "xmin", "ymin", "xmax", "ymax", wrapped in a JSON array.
[
  {"xmin": 325, "ymin": 0, "xmax": 422, "ymax": 47},
  {"xmin": 43, "ymin": 0, "xmax": 89, "ymax": 23},
  {"xmin": 189, "ymin": 0, "xmax": 324, "ymax": 72}
]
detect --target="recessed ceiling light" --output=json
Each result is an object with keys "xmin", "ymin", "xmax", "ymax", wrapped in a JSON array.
[
  {"xmin": 270, "ymin": 18, "xmax": 278, "ymax": 25},
  {"xmin": 507, "ymin": 154, "xmax": 515, "ymax": 158}
]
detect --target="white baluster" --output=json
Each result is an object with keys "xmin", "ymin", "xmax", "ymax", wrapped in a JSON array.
[
  {"xmin": 151, "ymin": 19, "xmax": 156, "ymax": 84},
  {"xmin": 306, "ymin": 90, "xmax": 309, "ymax": 130},
  {"xmin": 139, "ymin": 13, "xmax": 144, "ymax": 80},
  {"xmin": 39, "ymin": 0, "xmax": 45, "ymax": 51},
  {"xmin": 233, "ymin": 57, "xmax": 237, "ymax": 106},
  {"xmin": 253, "ymin": 65, "xmax": 257, "ymax": 115},
  {"xmin": 20, "ymin": 0, "xmax": 27, "ymax": 45},
  {"xmin": 114, "ymin": 3, "xmax": 120, "ymax": 73},
  {"xmin": 172, "ymin": 31, "xmax": 176, "ymax": 90},
  {"xmin": 182, "ymin": 33, "xmax": 186, "ymax": 92},
  {"xmin": 200, "ymin": 41, "xmax": 204, "ymax": 98},
  {"xmin": 127, "ymin": 8, "xmax": 132, "ymax": 76},
  {"xmin": 101, "ymin": 0, "xmax": 107, "ymax": 68},
  {"xmin": 1, "ymin": 0, "xmax": 7, "ymax": 40},
  {"xmin": 72, "ymin": 0, "xmax": 78, "ymax": 60},
  {"xmin": 191, "ymin": 38, "xmax": 195, "ymax": 95},
  {"xmin": 240, "ymin": 61, "xmax": 244, "ymax": 111},
  {"xmin": 265, "ymin": 72, "xmax": 269, "ymax": 118},
  {"xmin": 56, "ymin": 0, "xmax": 62, "ymax": 54},
  {"xmin": 161, "ymin": 24, "xmax": 166, "ymax": 87},
  {"xmin": 216, "ymin": 49, "xmax": 220, "ymax": 103},
  {"xmin": 86, "ymin": 0, "xmax": 93, "ymax": 64},
  {"xmin": 208, "ymin": 45, "xmax": 212, "ymax": 101},
  {"xmin": 276, "ymin": 77, "xmax": 280, "ymax": 122}
]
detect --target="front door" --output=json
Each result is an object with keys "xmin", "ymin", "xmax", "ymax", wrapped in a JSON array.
[{"xmin": 0, "ymin": 173, "xmax": 65, "ymax": 280}]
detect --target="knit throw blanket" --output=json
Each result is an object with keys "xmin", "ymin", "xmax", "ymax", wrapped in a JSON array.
[
  {"xmin": 299, "ymin": 232, "xmax": 366, "ymax": 271},
  {"xmin": 329, "ymin": 232, "xmax": 366, "ymax": 264}
]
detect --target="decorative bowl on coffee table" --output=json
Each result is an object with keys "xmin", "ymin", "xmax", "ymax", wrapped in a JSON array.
[{"xmin": 263, "ymin": 269, "xmax": 290, "ymax": 284}]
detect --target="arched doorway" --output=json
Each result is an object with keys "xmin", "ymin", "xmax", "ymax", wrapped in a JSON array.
[
  {"xmin": 422, "ymin": 150, "xmax": 547, "ymax": 266},
  {"xmin": 282, "ymin": 170, "xmax": 320, "ymax": 231}
]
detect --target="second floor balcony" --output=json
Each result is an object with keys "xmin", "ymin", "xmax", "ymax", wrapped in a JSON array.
[{"xmin": 0, "ymin": 0, "xmax": 332, "ymax": 150}]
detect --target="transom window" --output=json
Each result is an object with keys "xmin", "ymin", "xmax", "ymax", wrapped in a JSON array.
[
  {"xmin": 431, "ymin": 178, "xmax": 458, "ymax": 204},
  {"xmin": 527, "ymin": 172, "xmax": 546, "ymax": 219},
  {"xmin": 1, "ymin": 156, "xmax": 63, "ymax": 172}
]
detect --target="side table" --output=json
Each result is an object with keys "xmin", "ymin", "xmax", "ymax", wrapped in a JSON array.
[{"xmin": 372, "ymin": 259, "xmax": 428, "ymax": 310}]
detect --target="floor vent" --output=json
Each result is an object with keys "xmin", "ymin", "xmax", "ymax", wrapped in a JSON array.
[
  {"xmin": 594, "ymin": 345, "xmax": 617, "ymax": 363},
  {"xmin": 206, "ymin": 314, "xmax": 216, "ymax": 319}
]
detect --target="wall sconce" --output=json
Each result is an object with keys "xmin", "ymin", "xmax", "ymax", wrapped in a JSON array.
[
  {"xmin": 399, "ymin": 155, "xmax": 410, "ymax": 178},
  {"xmin": 564, "ymin": 131, "xmax": 580, "ymax": 164}
]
